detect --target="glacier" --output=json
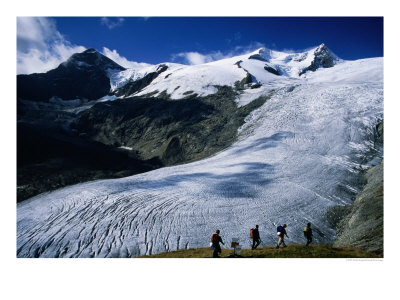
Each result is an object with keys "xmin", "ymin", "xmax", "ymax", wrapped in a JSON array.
[{"xmin": 17, "ymin": 54, "xmax": 383, "ymax": 258}]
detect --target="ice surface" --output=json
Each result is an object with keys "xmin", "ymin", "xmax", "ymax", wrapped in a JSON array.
[{"xmin": 17, "ymin": 57, "xmax": 383, "ymax": 258}]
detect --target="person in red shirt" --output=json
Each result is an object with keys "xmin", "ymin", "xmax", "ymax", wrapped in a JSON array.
[{"xmin": 210, "ymin": 229, "xmax": 225, "ymax": 258}]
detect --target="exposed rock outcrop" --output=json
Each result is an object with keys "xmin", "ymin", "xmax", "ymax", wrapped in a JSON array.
[
  {"xmin": 299, "ymin": 44, "xmax": 337, "ymax": 76},
  {"xmin": 248, "ymin": 53, "xmax": 268, "ymax": 62},
  {"xmin": 113, "ymin": 64, "xmax": 168, "ymax": 97},
  {"xmin": 333, "ymin": 160, "xmax": 383, "ymax": 255},
  {"xmin": 234, "ymin": 73, "xmax": 253, "ymax": 90},
  {"xmin": 71, "ymin": 86, "xmax": 271, "ymax": 166},
  {"xmin": 264, "ymin": 64, "xmax": 280, "ymax": 76}
]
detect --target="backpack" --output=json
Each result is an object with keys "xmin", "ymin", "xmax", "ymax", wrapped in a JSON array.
[
  {"xmin": 277, "ymin": 226, "xmax": 284, "ymax": 236},
  {"xmin": 250, "ymin": 228, "xmax": 254, "ymax": 238},
  {"xmin": 304, "ymin": 227, "xmax": 311, "ymax": 237},
  {"xmin": 211, "ymin": 234, "xmax": 219, "ymax": 243}
]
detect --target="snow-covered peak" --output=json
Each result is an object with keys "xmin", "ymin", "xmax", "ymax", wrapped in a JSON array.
[
  {"xmin": 252, "ymin": 44, "xmax": 338, "ymax": 61},
  {"xmin": 315, "ymin": 43, "xmax": 326, "ymax": 51},
  {"xmin": 313, "ymin": 43, "xmax": 338, "ymax": 58},
  {"xmin": 108, "ymin": 44, "xmax": 346, "ymax": 100},
  {"xmin": 312, "ymin": 43, "xmax": 341, "ymax": 63},
  {"xmin": 102, "ymin": 44, "xmax": 348, "ymax": 102}
]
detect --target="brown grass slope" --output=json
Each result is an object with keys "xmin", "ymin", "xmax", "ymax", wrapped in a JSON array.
[{"xmin": 140, "ymin": 244, "xmax": 381, "ymax": 258}]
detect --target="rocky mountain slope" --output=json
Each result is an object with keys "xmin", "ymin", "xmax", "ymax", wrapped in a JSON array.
[
  {"xmin": 333, "ymin": 160, "xmax": 383, "ymax": 254},
  {"xmin": 327, "ymin": 121, "xmax": 383, "ymax": 255},
  {"xmin": 71, "ymin": 87, "xmax": 270, "ymax": 166}
]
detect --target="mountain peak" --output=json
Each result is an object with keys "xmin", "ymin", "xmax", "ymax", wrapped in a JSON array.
[
  {"xmin": 63, "ymin": 49, "xmax": 125, "ymax": 71},
  {"xmin": 18, "ymin": 48, "xmax": 125, "ymax": 101},
  {"xmin": 313, "ymin": 43, "xmax": 339, "ymax": 60},
  {"xmin": 298, "ymin": 43, "xmax": 339, "ymax": 76}
]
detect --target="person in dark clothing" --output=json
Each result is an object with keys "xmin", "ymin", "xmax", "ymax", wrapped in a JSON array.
[
  {"xmin": 276, "ymin": 224, "xmax": 288, "ymax": 248},
  {"xmin": 304, "ymin": 222, "xmax": 313, "ymax": 246},
  {"xmin": 252, "ymin": 225, "xmax": 261, "ymax": 250},
  {"xmin": 211, "ymin": 229, "xmax": 224, "ymax": 258}
]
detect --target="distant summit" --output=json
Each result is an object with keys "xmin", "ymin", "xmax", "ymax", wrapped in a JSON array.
[
  {"xmin": 62, "ymin": 48, "xmax": 125, "ymax": 71},
  {"xmin": 299, "ymin": 44, "xmax": 339, "ymax": 75},
  {"xmin": 248, "ymin": 43, "xmax": 340, "ymax": 77},
  {"xmin": 17, "ymin": 48, "xmax": 125, "ymax": 101}
]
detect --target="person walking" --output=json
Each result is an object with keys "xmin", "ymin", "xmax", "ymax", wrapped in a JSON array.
[
  {"xmin": 210, "ymin": 229, "xmax": 225, "ymax": 258},
  {"xmin": 276, "ymin": 224, "xmax": 288, "ymax": 248},
  {"xmin": 251, "ymin": 225, "xmax": 261, "ymax": 250},
  {"xmin": 304, "ymin": 222, "xmax": 313, "ymax": 246}
]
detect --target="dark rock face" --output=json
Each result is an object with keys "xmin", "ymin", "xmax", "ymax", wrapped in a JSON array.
[
  {"xmin": 313, "ymin": 44, "xmax": 336, "ymax": 67},
  {"xmin": 162, "ymin": 136, "xmax": 184, "ymax": 165},
  {"xmin": 17, "ymin": 49, "xmax": 125, "ymax": 102},
  {"xmin": 375, "ymin": 120, "xmax": 384, "ymax": 147},
  {"xmin": 299, "ymin": 44, "xmax": 336, "ymax": 76},
  {"xmin": 113, "ymin": 64, "xmax": 168, "ymax": 97},
  {"xmin": 234, "ymin": 60, "xmax": 258, "ymax": 89},
  {"xmin": 250, "ymin": 82, "xmax": 262, "ymax": 89},
  {"xmin": 71, "ymin": 86, "xmax": 271, "ymax": 166},
  {"xmin": 248, "ymin": 54, "xmax": 268, "ymax": 62},
  {"xmin": 264, "ymin": 64, "xmax": 280, "ymax": 76},
  {"xmin": 333, "ymin": 160, "xmax": 383, "ymax": 255},
  {"xmin": 234, "ymin": 73, "xmax": 253, "ymax": 90}
]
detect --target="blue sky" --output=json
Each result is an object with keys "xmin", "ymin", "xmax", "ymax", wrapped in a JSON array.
[{"xmin": 17, "ymin": 17, "xmax": 383, "ymax": 74}]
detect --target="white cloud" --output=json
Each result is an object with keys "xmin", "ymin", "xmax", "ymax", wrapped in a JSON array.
[
  {"xmin": 101, "ymin": 17, "xmax": 125, "ymax": 29},
  {"xmin": 17, "ymin": 17, "xmax": 61, "ymax": 52},
  {"xmin": 172, "ymin": 42, "xmax": 267, "ymax": 65},
  {"xmin": 172, "ymin": 51, "xmax": 225, "ymax": 65},
  {"xmin": 231, "ymin": 42, "xmax": 266, "ymax": 55},
  {"xmin": 184, "ymin": 52, "xmax": 211, "ymax": 65},
  {"xmin": 17, "ymin": 46, "xmax": 85, "ymax": 75},
  {"xmin": 101, "ymin": 47, "xmax": 152, "ymax": 69},
  {"xmin": 16, "ymin": 17, "xmax": 150, "ymax": 74},
  {"xmin": 17, "ymin": 17, "xmax": 86, "ymax": 74}
]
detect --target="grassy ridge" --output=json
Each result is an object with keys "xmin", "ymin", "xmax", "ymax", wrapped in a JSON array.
[{"xmin": 140, "ymin": 244, "xmax": 382, "ymax": 258}]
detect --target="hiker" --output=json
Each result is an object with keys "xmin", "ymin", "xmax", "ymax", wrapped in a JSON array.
[
  {"xmin": 276, "ymin": 224, "xmax": 288, "ymax": 248},
  {"xmin": 210, "ymin": 229, "xmax": 225, "ymax": 258},
  {"xmin": 304, "ymin": 222, "xmax": 313, "ymax": 246},
  {"xmin": 251, "ymin": 225, "xmax": 261, "ymax": 250}
]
